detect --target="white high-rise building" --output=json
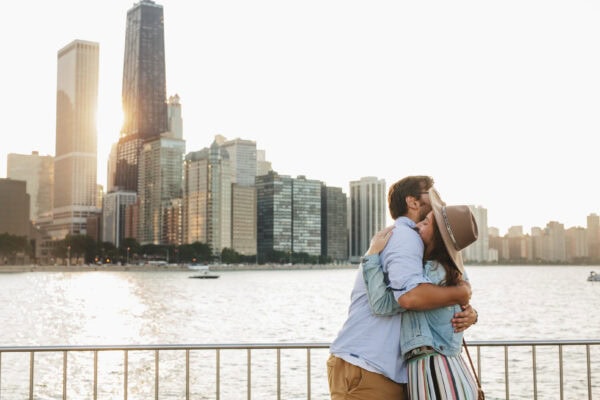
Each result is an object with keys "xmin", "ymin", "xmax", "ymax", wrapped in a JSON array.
[
  {"xmin": 219, "ymin": 137, "xmax": 258, "ymax": 255},
  {"xmin": 464, "ymin": 205, "xmax": 489, "ymax": 263},
  {"xmin": 49, "ymin": 40, "xmax": 99, "ymax": 239},
  {"xmin": 220, "ymin": 137, "xmax": 257, "ymax": 186},
  {"xmin": 348, "ymin": 176, "xmax": 386, "ymax": 262}
]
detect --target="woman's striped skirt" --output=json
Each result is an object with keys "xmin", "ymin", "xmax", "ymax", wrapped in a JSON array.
[{"xmin": 407, "ymin": 352, "xmax": 479, "ymax": 400}]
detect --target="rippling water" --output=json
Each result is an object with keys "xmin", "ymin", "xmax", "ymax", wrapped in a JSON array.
[{"xmin": 1, "ymin": 265, "xmax": 599, "ymax": 399}]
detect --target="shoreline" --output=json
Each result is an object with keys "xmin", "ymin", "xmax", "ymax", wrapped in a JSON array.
[{"xmin": 0, "ymin": 263, "xmax": 357, "ymax": 273}]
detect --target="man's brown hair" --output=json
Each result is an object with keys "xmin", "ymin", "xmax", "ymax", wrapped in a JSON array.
[{"xmin": 387, "ymin": 175, "xmax": 434, "ymax": 219}]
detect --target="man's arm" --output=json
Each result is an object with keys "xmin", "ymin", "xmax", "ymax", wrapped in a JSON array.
[{"xmin": 397, "ymin": 280, "xmax": 471, "ymax": 310}]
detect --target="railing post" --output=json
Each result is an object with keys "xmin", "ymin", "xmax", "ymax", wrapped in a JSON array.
[
  {"xmin": 93, "ymin": 350, "xmax": 98, "ymax": 400},
  {"xmin": 185, "ymin": 349, "xmax": 190, "ymax": 400},
  {"xmin": 559, "ymin": 344, "xmax": 564, "ymax": 400},
  {"xmin": 124, "ymin": 350, "xmax": 128, "ymax": 400},
  {"xmin": 586, "ymin": 344, "xmax": 592, "ymax": 400},
  {"xmin": 29, "ymin": 351, "xmax": 34, "ymax": 400},
  {"xmin": 155, "ymin": 350, "xmax": 159, "ymax": 400},
  {"xmin": 247, "ymin": 348, "xmax": 251, "ymax": 400},
  {"xmin": 504, "ymin": 345, "xmax": 509, "ymax": 400},
  {"xmin": 216, "ymin": 349, "xmax": 220, "ymax": 400},
  {"xmin": 306, "ymin": 348, "xmax": 311, "ymax": 400},
  {"xmin": 532, "ymin": 345, "xmax": 537, "ymax": 400},
  {"xmin": 63, "ymin": 350, "xmax": 67, "ymax": 400},
  {"xmin": 277, "ymin": 348, "xmax": 281, "ymax": 400}
]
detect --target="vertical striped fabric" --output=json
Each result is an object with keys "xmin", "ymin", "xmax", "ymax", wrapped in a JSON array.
[{"xmin": 407, "ymin": 352, "xmax": 479, "ymax": 400}]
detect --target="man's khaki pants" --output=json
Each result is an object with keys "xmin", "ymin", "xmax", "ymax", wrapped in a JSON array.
[{"xmin": 327, "ymin": 355, "xmax": 407, "ymax": 400}]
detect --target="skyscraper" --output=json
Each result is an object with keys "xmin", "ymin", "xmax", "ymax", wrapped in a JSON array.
[
  {"xmin": 291, "ymin": 176, "xmax": 322, "ymax": 257},
  {"xmin": 321, "ymin": 185, "xmax": 348, "ymax": 262},
  {"xmin": 219, "ymin": 136, "xmax": 258, "ymax": 255},
  {"xmin": 348, "ymin": 176, "xmax": 386, "ymax": 262},
  {"xmin": 50, "ymin": 40, "xmax": 99, "ymax": 239},
  {"xmin": 102, "ymin": 191, "xmax": 137, "ymax": 247},
  {"xmin": 256, "ymin": 171, "xmax": 292, "ymax": 263},
  {"xmin": 115, "ymin": 0, "xmax": 167, "ymax": 192},
  {"xmin": 183, "ymin": 142, "xmax": 231, "ymax": 254},
  {"xmin": 256, "ymin": 172, "xmax": 323, "ymax": 263},
  {"xmin": 463, "ymin": 205, "xmax": 489, "ymax": 263},
  {"xmin": 137, "ymin": 135, "xmax": 185, "ymax": 245}
]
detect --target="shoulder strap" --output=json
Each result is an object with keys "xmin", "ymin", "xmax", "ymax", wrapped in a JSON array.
[{"xmin": 462, "ymin": 338, "xmax": 482, "ymax": 389}]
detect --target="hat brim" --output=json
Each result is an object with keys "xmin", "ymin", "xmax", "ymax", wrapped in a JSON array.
[{"xmin": 428, "ymin": 188, "xmax": 465, "ymax": 274}]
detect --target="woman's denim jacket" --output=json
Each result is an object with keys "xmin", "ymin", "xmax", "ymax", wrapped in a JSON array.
[{"xmin": 361, "ymin": 254, "xmax": 464, "ymax": 358}]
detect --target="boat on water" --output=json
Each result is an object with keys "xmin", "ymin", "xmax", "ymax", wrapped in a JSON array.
[
  {"xmin": 588, "ymin": 271, "xmax": 600, "ymax": 281},
  {"xmin": 187, "ymin": 264, "xmax": 220, "ymax": 279}
]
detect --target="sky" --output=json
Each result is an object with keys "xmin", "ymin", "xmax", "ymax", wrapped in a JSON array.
[{"xmin": 1, "ymin": 0, "xmax": 600, "ymax": 235}]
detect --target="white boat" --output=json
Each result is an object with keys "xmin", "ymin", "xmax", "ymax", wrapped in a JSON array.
[
  {"xmin": 587, "ymin": 271, "xmax": 600, "ymax": 282},
  {"xmin": 187, "ymin": 264, "xmax": 220, "ymax": 279}
]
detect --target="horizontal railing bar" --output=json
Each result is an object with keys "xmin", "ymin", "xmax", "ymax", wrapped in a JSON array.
[
  {"xmin": 0, "ymin": 343, "xmax": 332, "ymax": 352},
  {"xmin": 1, "ymin": 340, "xmax": 599, "ymax": 353},
  {"xmin": 465, "ymin": 339, "xmax": 600, "ymax": 347}
]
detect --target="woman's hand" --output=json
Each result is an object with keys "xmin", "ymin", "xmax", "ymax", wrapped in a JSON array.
[
  {"xmin": 365, "ymin": 226, "xmax": 394, "ymax": 255},
  {"xmin": 451, "ymin": 304, "xmax": 478, "ymax": 333}
]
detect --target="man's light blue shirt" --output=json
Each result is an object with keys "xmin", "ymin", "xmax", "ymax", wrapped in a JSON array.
[{"xmin": 329, "ymin": 217, "xmax": 430, "ymax": 383}]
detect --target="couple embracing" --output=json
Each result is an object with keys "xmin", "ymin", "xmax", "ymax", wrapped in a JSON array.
[{"xmin": 328, "ymin": 175, "xmax": 482, "ymax": 400}]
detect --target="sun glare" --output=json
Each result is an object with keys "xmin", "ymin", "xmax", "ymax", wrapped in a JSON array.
[{"xmin": 65, "ymin": 272, "xmax": 145, "ymax": 344}]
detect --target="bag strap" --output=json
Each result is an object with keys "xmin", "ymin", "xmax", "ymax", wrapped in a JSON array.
[{"xmin": 462, "ymin": 338, "xmax": 482, "ymax": 389}]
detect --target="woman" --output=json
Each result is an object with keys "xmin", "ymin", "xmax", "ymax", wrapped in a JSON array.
[{"xmin": 361, "ymin": 189, "xmax": 480, "ymax": 399}]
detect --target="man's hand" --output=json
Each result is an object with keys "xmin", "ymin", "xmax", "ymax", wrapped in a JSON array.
[{"xmin": 452, "ymin": 304, "xmax": 478, "ymax": 333}]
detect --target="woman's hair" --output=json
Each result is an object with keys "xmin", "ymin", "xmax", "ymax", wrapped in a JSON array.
[{"xmin": 428, "ymin": 218, "xmax": 462, "ymax": 286}]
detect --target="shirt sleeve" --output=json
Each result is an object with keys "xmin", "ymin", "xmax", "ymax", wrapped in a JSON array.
[
  {"xmin": 361, "ymin": 254, "xmax": 404, "ymax": 315},
  {"xmin": 381, "ymin": 222, "xmax": 431, "ymax": 302}
]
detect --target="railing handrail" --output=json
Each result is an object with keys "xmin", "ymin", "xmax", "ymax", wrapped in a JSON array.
[
  {"xmin": 0, "ymin": 342, "xmax": 332, "ymax": 352},
  {"xmin": 1, "ymin": 339, "xmax": 599, "ymax": 352}
]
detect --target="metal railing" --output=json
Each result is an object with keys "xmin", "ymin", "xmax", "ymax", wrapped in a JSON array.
[{"xmin": 0, "ymin": 340, "xmax": 599, "ymax": 400}]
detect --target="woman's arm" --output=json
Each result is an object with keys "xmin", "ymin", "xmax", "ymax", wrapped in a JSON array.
[
  {"xmin": 362, "ymin": 254, "xmax": 403, "ymax": 316},
  {"xmin": 361, "ymin": 226, "xmax": 403, "ymax": 316}
]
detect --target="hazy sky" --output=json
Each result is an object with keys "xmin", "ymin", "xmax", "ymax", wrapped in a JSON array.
[{"xmin": 2, "ymin": 0, "xmax": 599, "ymax": 234}]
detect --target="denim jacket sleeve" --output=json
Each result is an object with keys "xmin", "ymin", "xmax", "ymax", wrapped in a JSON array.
[{"xmin": 361, "ymin": 254, "xmax": 404, "ymax": 316}]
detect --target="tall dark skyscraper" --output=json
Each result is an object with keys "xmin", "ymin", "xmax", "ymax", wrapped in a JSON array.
[{"xmin": 115, "ymin": 0, "xmax": 167, "ymax": 192}]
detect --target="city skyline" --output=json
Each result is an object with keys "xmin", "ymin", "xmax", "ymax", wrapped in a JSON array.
[{"xmin": 2, "ymin": 0, "xmax": 600, "ymax": 235}]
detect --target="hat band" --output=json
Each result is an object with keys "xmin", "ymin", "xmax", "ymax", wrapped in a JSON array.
[{"xmin": 441, "ymin": 206, "xmax": 459, "ymax": 249}]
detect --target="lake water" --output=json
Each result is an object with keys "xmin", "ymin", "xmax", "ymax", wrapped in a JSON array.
[{"xmin": 1, "ymin": 265, "xmax": 599, "ymax": 399}]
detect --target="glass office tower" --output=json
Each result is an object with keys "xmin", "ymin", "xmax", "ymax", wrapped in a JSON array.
[{"xmin": 115, "ymin": 0, "xmax": 167, "ymax": 192}]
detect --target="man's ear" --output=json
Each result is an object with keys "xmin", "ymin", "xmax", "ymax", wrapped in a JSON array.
[{"xmin": 405, "ymin": 195, "xmax": 419, "ymax": 210}]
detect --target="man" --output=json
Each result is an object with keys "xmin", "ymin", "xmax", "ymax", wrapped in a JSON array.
[{"xmin": 328, "ymin": 176, "xmax": 477, "ymax": 399}]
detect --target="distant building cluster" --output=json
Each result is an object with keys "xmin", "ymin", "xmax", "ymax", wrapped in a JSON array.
[
  {"xmin": 484, "ymin": 215, "xmax": 600, "ymax": 264},
  {"xmin": 1, "ymin": 0, "xmax": 598, "ymax": 266}
]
